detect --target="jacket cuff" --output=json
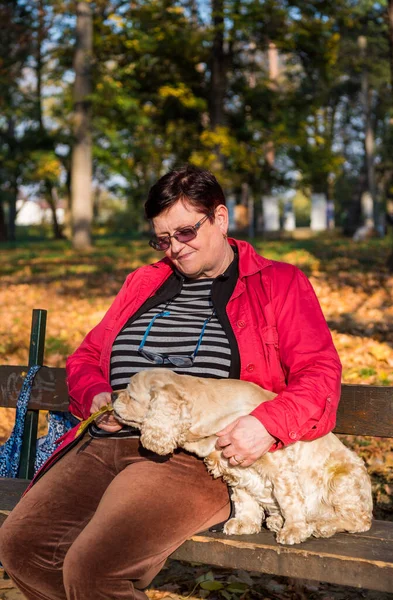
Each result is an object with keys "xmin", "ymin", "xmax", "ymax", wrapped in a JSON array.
[{"xmin": 250, "ymin": 402, "xmax": 296, "ymax": 447}]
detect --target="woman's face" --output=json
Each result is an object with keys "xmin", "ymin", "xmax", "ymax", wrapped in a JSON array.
[{"xmin": 152, "ymin": 199, "xmax": 230, "ymax": 279}]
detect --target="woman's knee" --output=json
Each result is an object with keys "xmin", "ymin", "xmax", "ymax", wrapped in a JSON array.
[
  {"xmin": 63, "ymin": 545, "xmax": 137, "ymax": 599},
  {"xmin": 0, "ymin": 505, "xmax": 62, "ymax": 575},
  {"xmin": 0, "ymin": 513, "xmax": 35, "ymax": 575}
]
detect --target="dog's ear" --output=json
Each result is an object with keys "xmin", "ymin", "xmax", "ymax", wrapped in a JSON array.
[{"xmin": 140, "ymin": 382, "xmax": 191, "ymax": 455}]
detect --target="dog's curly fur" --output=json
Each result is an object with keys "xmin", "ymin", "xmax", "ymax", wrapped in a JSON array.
[{"xmin": 113, "ymin": 369, "xmax": 373, "ymax": 545}]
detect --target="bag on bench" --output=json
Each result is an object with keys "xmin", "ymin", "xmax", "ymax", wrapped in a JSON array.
[{"xmin": 0, "ymin": 366, "xmax": 77, "ymax": 477}]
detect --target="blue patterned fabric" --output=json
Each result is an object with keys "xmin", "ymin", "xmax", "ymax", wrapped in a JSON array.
[
  {"xmin": 0, "ymin": 365, "xmax": 77, "ymax": 477},
  {"xmin": 0, "ymin": 366, "xmax": 41, "ymax": 477},
  {"xmin": 35, "ymin": 411, "xmax": 78, "ymax": 472}
]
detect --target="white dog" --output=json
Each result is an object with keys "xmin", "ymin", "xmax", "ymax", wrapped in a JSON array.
[{"xmin": 112, "ymin": 369, "xmax": 373, "ymax": 545}]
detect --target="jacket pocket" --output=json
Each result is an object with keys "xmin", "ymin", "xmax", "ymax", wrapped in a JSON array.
[{"xmin": 261, "ymin": 325, "xmax": 286, "ymax": 392}]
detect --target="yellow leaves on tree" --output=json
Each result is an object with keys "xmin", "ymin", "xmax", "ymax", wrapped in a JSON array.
[
  {"xmin": 31, "ymin": 151, "xmax": 62, "ymax": 184},
  {"xmin": 158, "ymin": 84, "xmax": 206, "ymax": 111}
]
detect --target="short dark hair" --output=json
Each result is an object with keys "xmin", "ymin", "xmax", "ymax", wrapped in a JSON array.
[{"xmin": 144, "ymin": 165, "xmax": 226, "ymax": 220}]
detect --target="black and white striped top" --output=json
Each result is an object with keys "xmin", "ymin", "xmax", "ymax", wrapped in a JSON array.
[
  {"xmin": 110, "ymin": 277, "xmax": 231, "ymax": 391},
  {"xmin": 89, "ymin": 277, "xmax": 232, "ymax": 439}
]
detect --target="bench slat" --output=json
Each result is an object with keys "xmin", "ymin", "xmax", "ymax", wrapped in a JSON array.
[
  {"xmin": 0, "ymin": 366, "xmax": 69, "ymax": 412},
  {"xmin": 0, "ymin": 479, "xmax": 30, "ymax": 511},
  {"xmin": 171, "ymin": 522, "xmax": 393, "ymax": 593},
  {"xmin": 336, "ymin": 384, "xmax": 393, "ymax": 437}
]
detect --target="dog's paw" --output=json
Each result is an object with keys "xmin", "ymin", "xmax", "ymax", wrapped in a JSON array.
[
  {"xmin": 346, "ymin": 521, "xmax": 372, "ymax": 534},
  {"xmin": 276, "ymin": 522, "xmax": 313, "ymax": 545},
  {"xmin": 265, "ymin": 514, "xmax": 284, "ymax": 533},
  {"xmin": 311, "ymin": 522, "xmax": 338, "ymax": 538},
  {"xmin": 312, "ymin": 516, "xmax": 372, "ymax": 538},
  {"xmin": 223, "ymin": 517, "xmax": 261, "ymax": 536}
]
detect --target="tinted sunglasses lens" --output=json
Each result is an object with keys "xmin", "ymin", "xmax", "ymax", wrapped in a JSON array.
[
  {"xmin": 168, "ymin": 356, "xmax": 194, "ymax": 367},
  {"xmin": 139, "ymin": 349, "xmax": 164, "ymax": 364},
  {"xmin": 174, "ymin": 228, "xmax": 197, "ymax": 243},
  {"xmin": 149, "ymin": 238, "xmax": 170, "ymax": 251}
]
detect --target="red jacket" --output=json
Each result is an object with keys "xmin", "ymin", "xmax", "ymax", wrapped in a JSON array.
[{"xmin": 30, "ymin": 238, "xmax": 341, "ymax": 486}]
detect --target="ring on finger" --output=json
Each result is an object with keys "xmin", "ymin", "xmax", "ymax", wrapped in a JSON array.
[{"xmin": 233, "ymin": 455, "xmax": 245, "ymax": 464}]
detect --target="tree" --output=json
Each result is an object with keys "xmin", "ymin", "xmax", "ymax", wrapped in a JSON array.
[
  {"xmin": 3, "ymin": 0, "xmax": 392, "ymax": 241},
  {"xmin": 209, "ymin": 0, "xmax": 227, "ymax": 130},
  {"xmin": 386, "ymin": 0, "xmax": 393, "ymax": 269},
  {"xmin": 0, "ymin": 0, "xmax": 34, "ymax": 241},
  {"xmin": 33, "ymin": 0, "xmax": 66, "ymax": 239},
  {"xmin": 71, "ymin": 1, "xmax": 93, "ymax": 250},
  {"xmin": 90, "ymin": 0, "xmax": 208, "ymax": 218}
]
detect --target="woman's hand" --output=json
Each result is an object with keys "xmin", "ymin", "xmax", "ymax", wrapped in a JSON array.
[
  {"xmin": 90, "ymin": 392, "xmax": 123, "ymax": 433},
  {"xmin": 215, "ymin": 415, "xmax": 276, "ymax": 467}
]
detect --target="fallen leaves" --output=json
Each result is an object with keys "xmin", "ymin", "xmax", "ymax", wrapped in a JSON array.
[{"xmin": 0, "ymin": 236, "xmax": 393, "ymax": 600}]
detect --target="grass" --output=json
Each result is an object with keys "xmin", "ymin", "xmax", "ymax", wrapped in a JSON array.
[{"xmin": 2, "ymin": 228, "xmax": 392, "ymax": 278}]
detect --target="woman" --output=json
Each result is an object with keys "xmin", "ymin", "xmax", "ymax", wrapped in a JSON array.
[{"xmin": 0, "ymin": 165, "xmax": 341, "ymax": 599}]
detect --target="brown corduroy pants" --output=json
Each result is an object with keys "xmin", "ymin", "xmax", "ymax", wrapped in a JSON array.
[{"xmin": 0, "ymin": 435, "xmax": 230, "ymax": 600}]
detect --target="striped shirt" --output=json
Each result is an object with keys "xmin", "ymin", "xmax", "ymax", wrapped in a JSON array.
[
  {"xmin": 88, "ymin": 277, "xmax": 232, "ymax": 438},
  {"xmin": 110, "ymin": 277, "xmax": 231, "ymax": 389}
]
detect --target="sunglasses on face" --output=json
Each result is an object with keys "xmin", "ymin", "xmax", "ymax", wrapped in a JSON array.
[{"xmin": 149, "ymin": 212, "xmax": 212, "ymax": 251}]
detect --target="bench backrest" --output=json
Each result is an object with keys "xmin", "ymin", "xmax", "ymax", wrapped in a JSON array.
[
  {"xmin": 0, "ymin": 365, "xmax": 392, "ymax": 437},
  {"xmin": 0, "ymin": 308, "xmax": 392, "ymax": 480}
]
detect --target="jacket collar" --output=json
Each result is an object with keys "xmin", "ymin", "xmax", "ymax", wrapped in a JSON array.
[
  {"xmin": 228, "ymin": 238, "xmax": 271, "ymax": 278},
  {"xmin": 148, "ymin": 238, "xmax": 270, "ymax": 280}
]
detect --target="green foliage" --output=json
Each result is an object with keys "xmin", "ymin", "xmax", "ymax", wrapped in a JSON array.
[
  {"xmin": 0, "ymin": 0, "xmax": 35, "ymax": 239},
  {"xmin": 45, "ymin": 336, "xmax": 72, "ymax": 357},
  {"xmin": 359, "ymin": 368, "xmax": 377, "ymax": 378},
  {"xmin": 1, "ymin": 0, "xmax": 392, "ymax": 241},
  {"xmin": 195, "ymin": 570, "xmax": 250, "ymax": 598}
]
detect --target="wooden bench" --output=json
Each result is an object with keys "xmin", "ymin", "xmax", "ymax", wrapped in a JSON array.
[{"xmin": 0, "ymin": 309, "xmax": 392, "ymax": 593}]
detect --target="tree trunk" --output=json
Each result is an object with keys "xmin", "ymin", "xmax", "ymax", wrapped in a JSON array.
[
  {"xmin": 358, "ymin": 36, "xmax": 378, "ymax": 228},
  {"xmin": 37, "ymin": 0, "xmax": 45, "ymax": 133},
  {"xmin": 388, "ymin": 0, "xmax": 393, "ymax": 96},
  {"xmin": 209, "ymin": 0, "xmax": 226, "ymax": 130},
  {"xmin": 8, "ymin": 183, "xmax": 17, "ymax": 242},
  {"xmin": 71, "ymin": 1, "xmax": 93, "ymax": 250},
  {"xmin": 64, "ymin": 165, "xmax": 72, "ymax": 238},
  {"xmin": 0, "ymin": 202, "xmax": 8, "ymax": 241},
  {"xmin": 265, "ymin": 42, "xmax": 278, "ymax": 170},
  {"xmin": 45, "ymin": 182, "xmax": 64, "ymax": 240},
  {"xmin": 7, "ymin": 117, "xmax": 17, "ymax": 242},
  {"xmin": 386, "ymin": 0, "xmax": 393, "ymax": 270},
  {"xmin": 262, "ymin": 41, "xmax": 280, "ymax": 200},
  {"xmin": 93, "ymin": 185, "xmax": 101, "ymax": 221}
]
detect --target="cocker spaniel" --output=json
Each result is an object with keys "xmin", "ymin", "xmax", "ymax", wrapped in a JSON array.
[{"xmin": 112, "ymin": 369, "xmax": 373, "ymax": 545}]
